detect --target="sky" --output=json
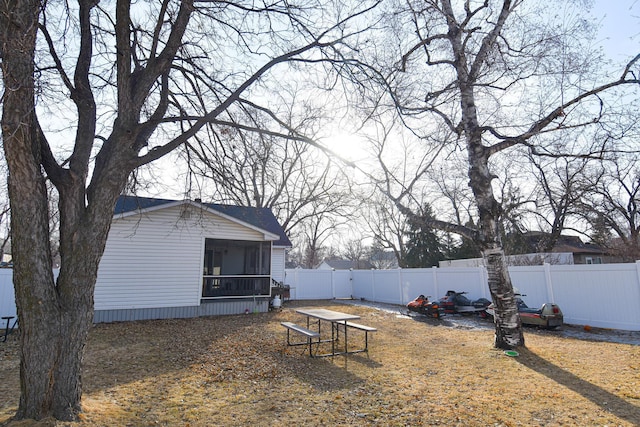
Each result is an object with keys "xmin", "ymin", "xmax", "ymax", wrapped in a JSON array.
[{"xmin": 591, "ymin": 0, "xmax": 639, "ymax": 64}]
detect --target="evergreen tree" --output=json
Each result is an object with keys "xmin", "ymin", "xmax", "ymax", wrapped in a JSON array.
[{"xmin": 404, "ymin": 205, "xmax": 446, "ymax": 267}]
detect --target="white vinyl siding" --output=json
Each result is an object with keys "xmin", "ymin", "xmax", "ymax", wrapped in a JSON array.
[
  {"xmin": 96, "ymin": 205, "xmax": 268, "ymax": 310},
  {"xmin": 271, "ymin": 247, "xmax": 286, "ymax": 282}
]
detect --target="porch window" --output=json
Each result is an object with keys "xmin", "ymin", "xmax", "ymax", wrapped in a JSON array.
[{"xmin": 202, "ymin": 238, "xmax": 271, "ymax": 298}]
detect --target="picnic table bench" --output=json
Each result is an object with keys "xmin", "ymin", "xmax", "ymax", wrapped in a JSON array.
[
  {"xmin": 339, "ymin": 321, "xmax": 377, "ymax": 353},
  {"xmin": 281, "ymin": 321, "xmax": 320, "ymax": 356}
]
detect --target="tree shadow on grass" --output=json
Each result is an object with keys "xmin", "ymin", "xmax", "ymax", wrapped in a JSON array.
[
  {"xmin": 516, "ymin": 347, "xmax": 640, "ymax": 424},
  {"xmin": 325, "ymin": 352, "xmax": 383, "ymax": 371},
  {"xmin": 281, "ymin": 338, "xmax": 382, "ymax": 392},
  {"xmin": 283, "ymin": 353, "xmax": 368, "ymax": 392}
]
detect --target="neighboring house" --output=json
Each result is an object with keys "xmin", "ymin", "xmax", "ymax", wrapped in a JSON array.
[
  {"xmin": 94, "ymin": 195, "xmax": 291, "ymax": 323},
  {"xmin": 522, "ymin": 233, "xmax": 613, "ymax": 264},
  {"xmin": 369, "ymin": 250, "xmax": 399, "ymax": 269},
  {"xmin": 440, "ymin": 233, "xmax": 615, "ymax": 268},
  {"xmin": 316, "ymin": 258, "xmax": 375, "ymax": 270},
  {"xmin": 439, "ymin": 252, "xmax": 575, "ymax": 268}
]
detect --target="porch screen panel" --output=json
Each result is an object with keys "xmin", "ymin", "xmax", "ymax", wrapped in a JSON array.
[{"xmin": 202, "ymin": 239, "xmax": 271, "ymax": 298}]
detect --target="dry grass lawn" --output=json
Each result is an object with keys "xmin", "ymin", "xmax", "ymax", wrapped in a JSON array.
[{"xmin": 1, "ymin": 300, "xmax": 639, "ymax": 426}]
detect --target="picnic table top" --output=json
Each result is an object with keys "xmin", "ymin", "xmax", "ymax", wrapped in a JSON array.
[{"xmin": 295, "ymin": 308, "xmax": 360, "ymax": 322}]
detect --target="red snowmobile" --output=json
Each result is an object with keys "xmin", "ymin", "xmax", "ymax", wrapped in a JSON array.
[{"xmin": 407, "ymin": 295, "xmax": 442, "ymax": 319}]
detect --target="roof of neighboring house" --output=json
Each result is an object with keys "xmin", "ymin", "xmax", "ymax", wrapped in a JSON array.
[
  {"xmin": 317, "ymin": 259, "xmax": 375, "ymax": 270},
  {"xmin": 522, "ymin": 232, "xmax": 605, "ymax": 255},
  {"xmin": 114, "ymin": 195, "xmax": 292, "ymax": 247}
]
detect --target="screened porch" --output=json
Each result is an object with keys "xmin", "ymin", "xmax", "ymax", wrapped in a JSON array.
[{"xmin": 201, "ymin": 238, "xmax": 271, "ymax": 299}]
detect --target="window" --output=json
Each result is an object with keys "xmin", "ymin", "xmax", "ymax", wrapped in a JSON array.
[{"xmin": 202, "ymin": 239, "xmax": 271, "ymax": 298}]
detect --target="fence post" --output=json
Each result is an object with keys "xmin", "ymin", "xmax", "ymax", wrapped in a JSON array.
[
  {"xmin": 331, "ymin": 268, "xmax": 336, "ymax": 299},
  {"xmin": 397, "ymin": 268, "xmax": 403, "ymax": 305},
  {"xmin": 479, "ymin": 266, "xmax": 489, "ymax": 299},
  {"xmin": 349, "ymin": 268, "xmax": 354, "ymax": 299},
  {"xmin": 635, "ymin": 261, "xmax": 640, "ymax": 311},
  {"xmin": 371, "ymin": 269, "xmax": 376, "ymax": 301},
  {"xmin": 543, "ymin": 262, "xmax": 555, "ymax": 303},
  {"xmin": 432, "ymin": 266, "xmax": 439, "ymax": 299}
]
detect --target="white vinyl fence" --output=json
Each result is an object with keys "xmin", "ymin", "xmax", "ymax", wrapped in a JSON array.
[
  {"xmin": 3, "ymin": 264, "xmax": 639, "ymax": 331},
  {"xmin": 285, "ymin": 262, "xmax": 640, "ymax": 331},
  {"xmin": 1, "ymin": 269, "xmax": 59, "ymax": 322},
  {"xmin": 0, "ymin": 269, "xmax": 15, "ymax": 319}
]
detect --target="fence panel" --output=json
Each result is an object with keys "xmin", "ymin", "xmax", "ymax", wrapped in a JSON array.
[
  {"xmin": 548, "ymin": 263, "xmax": 640, "ymax": 330},
  {"xmin": 397, "ymin": 268, "xmax": 434, "ymax": 304},
  {"xmin": 285, "ymin": 269, "xmax": 333, "ymax": 300},
  {"xmin": 349, "ymin": 270, "xmax": 371, "ymax": 301},
  {"xmin": 432, "ymin": 267, "xmax": 488, "ymax": 301},
  {"xmin": 371, "ymin": 270, "xmax": 402, "ymax": 304},
  {"xmin": 0, "ymin": 269, "xmax": 15, "ymax": 318},
  {"xmin": 508, "ymin": 266, "xmax": 551, "ymax": 305},
  {"xmin": 332, "ymin": 270, "xmax": 353, "ymax": 299}
]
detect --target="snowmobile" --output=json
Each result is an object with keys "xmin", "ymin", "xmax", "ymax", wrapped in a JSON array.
[
  {"xmin": 485, "ymin": 290, "xmax": 563, "ymax": 329},
  {"xmin": 438, "ymin": 290, "xmax": 491, "ymax": 316},
  {"xmin": 407, "ymin": 295, "xmax": 442, "ymax": 319}
]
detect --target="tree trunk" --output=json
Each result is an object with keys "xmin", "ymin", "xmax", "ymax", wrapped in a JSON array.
[
  {"xmin": 441, "ymin": 0, "xmax": 524, "ymax": 349},
  {"xmin": 463, "ymin": 133, "xmax": 523, "ymax": 347},
  {"xmin": 1, "ymin": 1, "xmax": 124, "ymax": 420},
  {"xmin": 0, "ymin": 0, "xmax": 62, "ymax": 419},
  {"xmin": 484, "ymin": 250, "xmax": 524, "ymax": 348},
  {"xmin": 466, "ymin": 128, "xmax": 525, "ymax": 349}
]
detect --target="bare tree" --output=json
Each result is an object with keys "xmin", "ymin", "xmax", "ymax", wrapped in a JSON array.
[
  {"xmin": 297, "ymin": 209, "xmax": 346, "ymax": 268},
  {"xmin": 582, "ymin": 158, "xmax": 640, "ymax": 261},
  {"xmin": 527, "ymin": 154, "xmax": 594, "ymax": 251},
  {"xmin": 341, "ymin": 238, "xmax": 367, "ymax": 261},
  {"xmin": 184, "ymin": 122, "xmax": 352, "ymax": 237},
  {"xmin": 0, "ymin": 0, "xmax": 378, "ymax": 420},
  {"xmin": 362, "ymin": 0, "xmax": 639, "ymax": 348},
  {"xmin": 362, "ymin": 192, "xmax": 410, "ymax": 266}
]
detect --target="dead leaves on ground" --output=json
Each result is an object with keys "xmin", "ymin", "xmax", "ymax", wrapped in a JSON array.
[{"xmin": 1, "ymin": 301, "xmax": 639, "ymax": 426}]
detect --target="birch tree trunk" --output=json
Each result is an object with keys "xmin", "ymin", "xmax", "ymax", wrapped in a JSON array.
[{"xmin": 443, "ymin": 0, "xmax": 524, "ymax": 348}]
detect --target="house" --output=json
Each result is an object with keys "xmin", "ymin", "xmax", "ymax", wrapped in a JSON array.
[
  {"xmin": 439, "ymin": 252, "xmax": 575, "ymax": 268},
  {"xmin": 93, "ymin": 195, "xmax": 291, "ymax": 323},
  {"xmin": 316, "ymin": 258, "xmax": 375, "ymax": 270},
  {"xmin": 521, "ymin": 232, "xmax": 612, "ymax": 264},
  {"xmin": 439, "ymin": 233, "xmax": 614, "ymax": 268},
  {"xmin": 369, "ymin": 250, "xmax": 399, "ymax": 269}
]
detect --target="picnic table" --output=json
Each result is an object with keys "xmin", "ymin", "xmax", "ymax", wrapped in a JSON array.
[{"xmin": 281, "ymin": 307, "xmax": 376, "ymax": 357}]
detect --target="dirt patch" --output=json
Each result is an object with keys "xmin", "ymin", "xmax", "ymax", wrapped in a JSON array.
[{"xmin": 1, "ymin": 299, "xmax": 639, "ymax": 426}]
